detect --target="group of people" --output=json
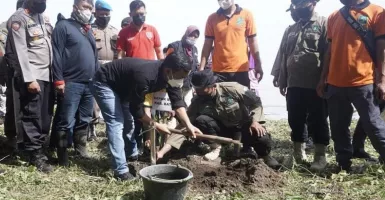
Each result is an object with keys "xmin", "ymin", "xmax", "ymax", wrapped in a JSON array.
[{"xmin": 0, "ymin": 0, "xmax": 384, "ymax": 183}]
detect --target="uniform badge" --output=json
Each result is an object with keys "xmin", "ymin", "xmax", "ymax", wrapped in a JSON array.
[
  {"xmin": 358, "ymin": 15, "xmax": 368, "ymax": 25},
  {"xmin": 312, "ymin": 25, "xmax": 320, "ymax": 32},
  {"xmin": 236, "ymin": 17, "xmax": 244, "ymax": 26},
  {"xmin": 12, "ymin": 22, "xmax": 21, "ymax": 31},
  {"xmin": 146, "ymin": 32, "xmax": 153, "ymax": 40}
]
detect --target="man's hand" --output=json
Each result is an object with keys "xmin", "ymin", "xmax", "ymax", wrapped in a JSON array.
[
  {"xmin": 273, "ymin": 76, "xmax": 279, "ymax": 87},
  {"xmin": 254, "ymin": 67, "xmax": 264, "ymax": 82},
  {"xmin": 186, "ymin": 123, "xmax": 203, "ymax": 139},
  {"xmin": 316, "ymin": 81, "xmax": 326, "ymax": 98},
  {"xmin": 249, "ymin": 121, "xmax": 266, "ymax": 137},
  {"xmin": 56, "ymin": 84, "xmax": 65, "ymax": 95},
  {"xmin": 27, "ymin": 81, "xmax": 41, "ymax": 94},
  {"xmin": 279, "ymin": 86, "xmax": 286, "ymax": 96},
  {"xmin": 377, "ymin": 81, "xmax": 385, "ymax": 101},
  {"xmin": 154, "ymin": 122, "xmax": 171, "ymax": 135}
]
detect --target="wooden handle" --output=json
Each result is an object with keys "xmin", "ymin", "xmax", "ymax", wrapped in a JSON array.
[{"xmin": 168, "ymin": 128, "xmax": 242, "ymax": 145}]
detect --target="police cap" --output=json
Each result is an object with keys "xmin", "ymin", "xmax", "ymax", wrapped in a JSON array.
[
  {"xmin": 95, "ymin": 0, "xmax": 112, "ymax": 11},
  {"xmin": 191, "ymin": 70, "xmax": 218, "ymax": 89}
]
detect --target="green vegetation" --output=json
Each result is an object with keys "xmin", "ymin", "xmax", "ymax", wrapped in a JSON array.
[{"xmin": 0, "ymin": 120, "xmax": 384, "ymax": 200}]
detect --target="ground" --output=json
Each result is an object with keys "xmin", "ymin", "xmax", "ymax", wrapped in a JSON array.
[{"xmin": 0, "ymin": 120, "xmax": 385, "ymax": 200}]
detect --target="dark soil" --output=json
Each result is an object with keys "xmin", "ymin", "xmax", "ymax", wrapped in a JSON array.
[{"xmin": 131, "ymin": 152, "xmax": 285, "ymax": 194}]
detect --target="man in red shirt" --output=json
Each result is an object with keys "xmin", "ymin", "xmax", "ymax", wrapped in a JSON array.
[
  {"xmin": 116, "ymin": 0, "xmax": 163, "ymax": 60},
  {"xmin": 116, "ymin": 0, "xmax": 164, "ymax": 161}
]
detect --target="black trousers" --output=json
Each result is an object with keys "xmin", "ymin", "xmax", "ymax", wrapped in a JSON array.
[
  {"xmin": 214, "ymin": 71, "xmax": 250, "ymax": 88},
  {"xmin": 4, "ymin": 75, "xmax": 18, "ymax": 141},
  {"xmin": 287, "ymin": 87, "xmax": 330, "ymax": 145},
  {"xmin": 353, "ymin": 102, "xmax": 385, "ymax": 151},
  {"xmin": 16, "ymin": 79, "xmax": 54, "ymax": 151},
  {"xmin": 193, "ymin": 115, "xmax": 272, "ymax": 157}
]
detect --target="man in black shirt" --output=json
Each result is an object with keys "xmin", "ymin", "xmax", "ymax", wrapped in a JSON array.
[
  {"xmin": 92, "ymin": 51, "xmax": 203, "ymax": 181},
  {"xmin": 52, "ymin": 0, "xmax": 98, "ymax": 167}
]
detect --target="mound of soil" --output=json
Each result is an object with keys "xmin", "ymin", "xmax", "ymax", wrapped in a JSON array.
[{"xmin": 132, "ymin": 155, "xmax": 284, "ymax": 194}]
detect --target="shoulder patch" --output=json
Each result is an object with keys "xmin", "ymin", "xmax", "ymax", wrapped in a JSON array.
[{"xmin": 12, "ymin": 21, "xmax": 21, "ymax": 31}]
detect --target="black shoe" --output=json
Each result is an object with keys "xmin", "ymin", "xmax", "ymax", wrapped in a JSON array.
[
  {"xmin": 127, "ymin": 155, "xmax": 139, "ymax": 162},
  {"xmin": 29, "ymin": 149, "xmax": 54, "ymax": 173},
  {"xmin": 114, "ymin": 172, "xmax": 136, "ymax": 181},
  {"xmin": 57, "ymin": 148, "xmax": 69, "ymax": 167},
  {"xmin": 353, "ymin": 150, "xmax": 378, "ymax": 163},
  {"xmin": 338, "ymin": 163, "xmax": 352, "ymax": 173}
]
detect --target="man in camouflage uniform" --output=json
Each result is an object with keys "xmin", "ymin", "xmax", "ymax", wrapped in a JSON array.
[
  {"xmin": 157, "ymin": 70, "xmax": 280, "ymax": 169},
  {"xmin": 89, "ymin": 0, "xmax": 119, "ymax": 140},
  {"xmin": 278, "ymin": 0, "xmax": 330, "ymax": 171}
]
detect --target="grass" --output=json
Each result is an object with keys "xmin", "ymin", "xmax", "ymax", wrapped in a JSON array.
[{"xmin": 0, "ymin": 120, "xmax": 385, "ymax": 200}]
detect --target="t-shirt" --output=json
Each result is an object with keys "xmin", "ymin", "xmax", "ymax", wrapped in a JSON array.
[
  {"xmin": 116, "ymin": 23, "xmax": 161, "ymax": 60},
  {"xmin": 205, "ymin": 4, "xmax": 257, "ymax": 73},
  {"xmin": 327, "ymin": 1, "xmax": 385, "ymax": 87}
]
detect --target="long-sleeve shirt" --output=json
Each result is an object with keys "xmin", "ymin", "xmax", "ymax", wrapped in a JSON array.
[
  {"xmin": 270, "ymin": 27, "xmax": 290, "ymax": 77},
  {"xmin": 187, "ymin": 82, "xmax": 265, "ymax": 127},
  {"xmin": 52, "ymin": 19, "xmax": 98, "ymax": 84},
  {"xmin": 5, "ymin": 9, "xmax": 52, "ymax": 83},
  {"xmin": 94, "ymin": 57, "xmax": 186, "ymax": 119},
  {"xmin": 279, "ymin": 12, "xmax": 328, "ymax": 89}
]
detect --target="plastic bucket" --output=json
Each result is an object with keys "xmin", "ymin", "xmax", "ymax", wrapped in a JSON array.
[{"xmin": 139, "ymin": 164, "xmax": 193, "ymax": 200}]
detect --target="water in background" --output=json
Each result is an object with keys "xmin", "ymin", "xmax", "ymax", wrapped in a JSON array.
[{"xmin": 258, "ymin": 85, "xmax": 359, "ymax": 120}]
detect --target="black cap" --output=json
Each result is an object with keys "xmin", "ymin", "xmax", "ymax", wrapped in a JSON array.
[{"xmin": 191, "ymin": 70, "xmax": 218, "ymax": 89}]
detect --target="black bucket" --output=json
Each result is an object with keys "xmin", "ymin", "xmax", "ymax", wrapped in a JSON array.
[{"xmin": 139, "ymin": 164, "xmax": 193, "ymax": 200}]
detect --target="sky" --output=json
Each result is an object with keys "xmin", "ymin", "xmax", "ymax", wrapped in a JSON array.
[{"xmin": 0, "ymin": 0, "xmax": 384, "ymax": 118}]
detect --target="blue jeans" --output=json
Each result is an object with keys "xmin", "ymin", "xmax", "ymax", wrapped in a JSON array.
[
  {"xmin": 55, "ymin": 82, "xmax": 93, "ymax": 135},
  {"xmin": 91, "ymin": 81, "xmax": 136, "ymax": 175}
]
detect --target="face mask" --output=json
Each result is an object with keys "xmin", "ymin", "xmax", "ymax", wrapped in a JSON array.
[
  {"xmin": 31, "ymin": 2, "xmax": 46, "ymax": 14},
  {"xmin": 96, "ymin": 16, "xmax": 111, "ymax": 28},
  {"xmin": 133, "ymin": 14, "xmax": 145, "ymax": 26},
  {"xmin": 296, "ymin": 6, "xmax": 313, "ymax": 19},
  {"xmin": 73, "ymin": 8, "xmax": 93, "ymax": 24},
  {"xmin": 218, "ymin": 0, "xmax": 234, "ymax": 10},
  {"xmin": 340, "ymin": 0, "xmax": 352, "ymax": 6},
  {"xmin": 167, "ymin": 73, "xmax": 184, "ymax": 88},
  {"xmin": 185, "ymin": 37, "xmax": 196, "ymax": 46}
]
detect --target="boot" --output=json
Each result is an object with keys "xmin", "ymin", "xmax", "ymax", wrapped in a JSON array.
[
  {"xmin": 293, "ymin": 142, "xmax": 307, "ymax": 164},
  {"xmin": 29, "ymin": 149, "xmax": 53, "ymax": 173},
  {"xmin": 263, "ymin": 155, "xmax": 280, "ymax": 169},
  {"xmin": 310, "ymin": 144, "xmax": 327, "ymax": 172},
  {"xmin": 204, "ymin": 145, "xmax": 222, "ymax": 161},
  {"xmin": 57, "ymin": 147, "xmax": 69, "ymax": 167},
  {"xmin": 74, "ymin": 128, "xmax": 91, "ymax": 159}
]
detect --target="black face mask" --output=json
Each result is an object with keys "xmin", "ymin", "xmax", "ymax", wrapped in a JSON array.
[
  {"xmin": 96, "ymin": 16, "xmax": 111, "ymax": 28},
  {"xmin": 31, "ymin": 2, "xmax": 46, "ymax": 14},
  {"xmin": 340, "ymin": 0, "xmax": 352, "ymax": 6},
  {"xmin": 296, "ymin": 6, "xmax": 313, "ymax": 19},
  {"xmin": 133, "ymin": 14, "xmax": 145, "ymax": 26}
]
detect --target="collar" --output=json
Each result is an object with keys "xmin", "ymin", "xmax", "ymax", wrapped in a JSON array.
[
  {"xmin": 351, "ymin": 0, "xmax": 370, "ymax": 10},
  {"xmin": 216, "ymin": 4, "xmax": 242, "ymax": 15}
]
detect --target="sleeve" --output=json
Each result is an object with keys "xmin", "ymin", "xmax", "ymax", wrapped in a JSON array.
[
  {"xmin": 319, "ymin": 18, "xmax": 329, "ymax": 64},
  {"xmin": 327, "ymin": 14, "xmax": 334, "ymax": 42},
  {"xmin": 166, "ymin": 86, "xmax": 186, "ymax": 110},
  {"xmin": 270, "ymin": 28, "xmax": 288, "ymax": 76},
  {"xmin": 51, "ymin": 22, "xmax": 66, "ymax": 85},
  {"xmin": 374, "ymin": 9, "xmax": 385, "ymax": 39},
  {"xmin": 204, "ymin": 15, "xmax": 215, "ymax": 39},
  {"xmin": 234, "ymin": 85, "xmax": 265, "ymax": 123},
  {"xmin": 152, "ymin": 27, "xmax": 161, "ymax": 48},
  {"xmin": 9, "ymin": 15, "xmax": 35, "ymax": 83},
  {"xmin": 116, "ymin": 28, "xmax": 126, "ymax": 51},
  {"xmin": 129, "ymin": 83, "xmax": 149, "ymax": 119},
  {"xmin": 166, "ymin": 47, "xmax": 174, "ymax": 56},
  {"xmin": 245, "ymin": 11, "xmax": 257, "ymax": 38}
]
